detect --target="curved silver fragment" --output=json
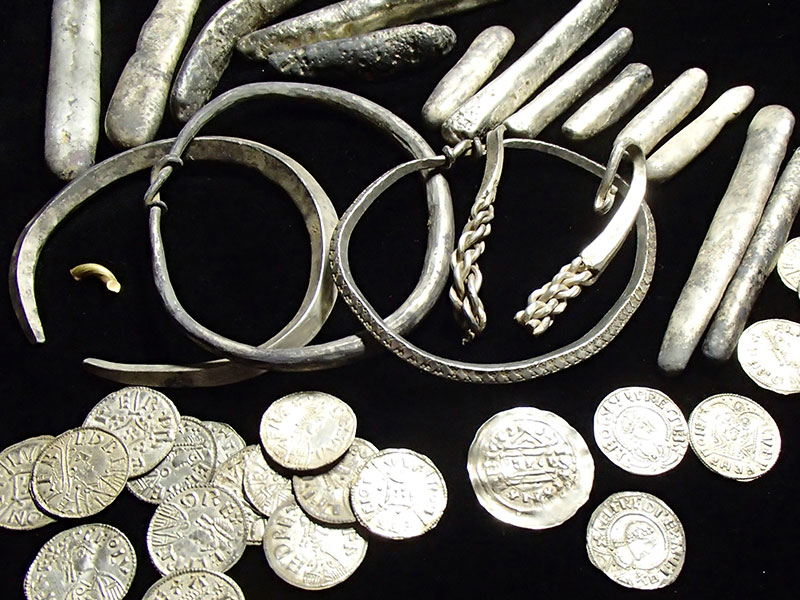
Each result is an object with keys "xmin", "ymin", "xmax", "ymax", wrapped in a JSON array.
[
  {"xmin": 658, "ymin": 105, "xmax": 795, "ymax": 374},
  {"xmin": 422, "ymin": 26, "xmax": 514, "ymax": 129},
  {"xmin": 504, "ymin": 27, "xmax": 632, "ymax": 139},
  {"xmin": 562, "ymin": 63, "xmax": 653, "ymax": 140},
  {"xmin": 45, "ymin": 0, "xmax": 101, "ymax": 180},
  {"xmin": 647, "ymin": 86, "xmax": 755, "ymax": 182}
]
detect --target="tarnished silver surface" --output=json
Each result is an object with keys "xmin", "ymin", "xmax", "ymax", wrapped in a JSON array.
[
  {"xmin": 689, "ymin": 393, "xmax": 781, "ymax": 480},
  {"xmin": 260, "ymin": 391, "xmax": 356, "ymax": 471},
  {"xmin": 351, "ymin": 448, "xmax": 447, "ymax": 539},
  {"xmin": 264, "ymin": 501, "xmax": 368, "ymax": 590},
  {"xmin": 442, "ymin": 0, "xmax": 619, "ymax": 143},
  {"xmin": 147, "ymin": 485, "xmax": 247, "ymax": 575},
  {"xmin": 31, "ymin": 427, "xmax": 129, "ymax": 519},
  {"xmin": 422, "ymin": 25, "xmax": 514, "ymax": 128},
  {"xmin": 293, "ymin": 437, "xmax": 378, "ymax": 524},
  {"xmin": 593, "ymin": 387, "xmax": 688, "ymax": 475},
  {"xmin": 586, "ymin": 492, "xmax": 685, "ymax": 590},
  {"xmin": 467, "ymin": 407, "xmax": 594, "ymax": 529},
  {"xmin": 83, "ymin": 386, "xmax": 181, "ymax": 477},
  {"xmin": 204, "ymin": 421, "xmax": 246, "ymax": 466},
  {"xmin": 45, "ymin": 0, "xmax": 101, "ymax": 180},
  {"xmin": 0, "ymin": 436, "xmax": 56, "ymax": 531},
  {"xmin": 658, "ymin": 105, "xmax": 795, "ymax": 374},
  {"xmin": 127, "ymin": 416, "xmax": 217, "ymax": 504},
  {"xmin": 703, "ymin": 150, "xmax": 800, "ymax": 361},
  {"xmin": 105, "ymin": 0, "xmax": 201, "ymax": 147},
  {"xmin": 237, "ymin": 0, "xmax": 502, "ymax": 58},
  {"xmin": 647, "ymin": 86, "xmax": 755, "ymax": 182},
  {"xmin": 562, "ymin": 63, "xmax": 653, "ymax": 140},
  {"xmin": 211, "ymin": 448, "xmax": 268, "ymax": 545},
  {"xmin": 142, "ymin": 570, "xmax": 245, "ymax": 600},
  {"xmin": 505, "ymin": 28, "xmax": 632, "ymax": 139},
  {"xmin": 777, "ymin": 237, "xmax": 800, "ymax": 291},
  {"xmin": 242, "ymin": 445, "xmax": 293, "ymax": 516},
  {"xmin": 24, "ymin": 524, "xmax": 136, "ymax": 600},
  {"xmin": 267, "ymin": 23, "xmax": 456, "ymax": 79},
  {"xmin": 737, "ymin": 319, "xmax": 800, "ymax": 395}
]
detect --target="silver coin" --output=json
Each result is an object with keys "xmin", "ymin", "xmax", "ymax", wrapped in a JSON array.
[
  {"xmin": 242, "ymin": 445, "xmax": 293, "ymax": 517},
  {"xmin": 777, "ymin": 237, "xmax": 800, "ymax": 291},
  {"xmin": 211, "ymin": 447, "xmax": 268, "ymax": 545},
  {"xmin": 31, "ymin": 427, "xmax": 130, "ymax": 518},
  {"xmin": 586, "ymin": 491, "xmax": 685, "ymax": 590},
  {"xmin": 688, "ymin": 393, "xmax": 781, "ymax": 480},
  {"xmin": 0, "ymin": 435, "xmax": 56, "ymax": 530},
  {"xmin": 259, "ymin": 391, "xmax": 357, "ymax": 471},
  {"xmin": 204, "ymin": 421, "xmax": 246, "ymax": 467},
  {"xmin": 127, "ymin": 416, "xmax": 217, "ymax": 504},
  {"xmin": 594, "ymin": 387, "xmax": 689, "ymax": 475},
  {"xmin": 737, "ymin": 319, "xmax": 800, "ymax": 395},
  {"xmin": 24, "ymin": 523, "xmax": 136, "ymax": 600},
  {"xmin": 294, "ymin": 437, "xmax": 378, "ymax": 524},
  {"xmin": 467, "ymin": 407, "xmax": 594, "ymax": 529},
  {"xmin": 83, "ymin": 386, "xmax": 181, "ymax": 477},
  {"xmin": 263, "ymin": 501, "xmax": 368, "ymax": 590},
  {"xmin": 142, "ymin": 569, "xmax": 245, "ymax": 600},
  {"xmin": 147, "ymin": 484, "xmax": 247, "ymax": 575},
  {"xmin": 351, "ymin": 448, "xmax": 447, "ymax": 539}
]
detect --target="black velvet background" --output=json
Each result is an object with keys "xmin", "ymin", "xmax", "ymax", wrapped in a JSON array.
[{"xmin": 1, "ymin": 0, "xmax": 799, "ymax": 598}]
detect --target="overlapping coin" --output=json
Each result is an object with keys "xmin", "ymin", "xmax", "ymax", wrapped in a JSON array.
[
  {"xmin": 737, "ymin": 319, "xmax": 800, "ymax": 395},
  {"xmin": 777, "ymin": 237, "xmax": 800, "ymax": 291},
  {"xmin": 242, "ymin": 445, "xmax": 293, "ymax": 517},
  {"xmin": 211, "ymin": 447, "xmax": 268, "ymax": 545},
  {"xmin": 204, "ymin": 420, "xmax": 246, "ymax": 466},
  {"xmin": 142, "ymin": 569, "xmax": 245, "ymax": 600},
  {"xmin": 0, "ymin": 436, "xmax": 55, "ymax": 530}
]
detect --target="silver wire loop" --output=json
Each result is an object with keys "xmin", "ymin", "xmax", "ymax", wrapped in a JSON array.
[{"xmin": 594, "ymin": 141, "xmax": 627, "ymax": 214}]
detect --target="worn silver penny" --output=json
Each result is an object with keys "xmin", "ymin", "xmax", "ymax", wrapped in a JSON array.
[
  {"xmin": 737, "ymin": 319, "xmax": 800, "ymax": 395},
  {"xmin": 142, "ymin": 569, "xmax": 245, "ymax": 600},
  {"xmin": 351, "ymin": 448, "xmax": 447, "ymax": 539},
  {"xmin": 204, "ymin": 421, "xmax": 246, "ymax": 467},
  {"xmin": 586, "ymin": 491, "xmax": 686, "ymax": 590},
  {"xmin": 263, "ymin": 501, "xmax": 368, "ymax": 590},
  {"xmin": 0, "ymin": 436, "xmax": 56, "ymax": 530},
  {"xmin": 211, "ymin": 447, "xmax": 268, "ymax": 545},
  {"xmin": 147, "ymin": 484, "xmax": 247, "ymax": 575},
  {"xmin": 32, "ymin": 427, "xmax": 129, "ymax": 518},
  {"xmin": 294, "ymin": 437, "xmax": 379, "ymax": 524},
  {"xmin": 242, "ymin": 445, "xmax": 293, "ymax": 517},
  {"xmin": 594, "ymin": 387, "xmax": 689, "ymax": 475},
  {"xmin": 688, "ymin": 393, "xmax": 781, "ymax": 481},
  {"xmin": 467, "ymin": 407, "xmax": 594, "ymax": 529},
  {"xmin": 127, "ymin": 416, "xmax": 217, "ymax": 504},
  {"xmin": 777, "ymin": 237, "xmax": 800, "ymax": 291},
  {"xmin": 24, "ymin": 523, "xmax": 136, "ymax": 600},
  {"xmin": 84, "ymin": 386, "xmax": 181, "ymax": 477}
]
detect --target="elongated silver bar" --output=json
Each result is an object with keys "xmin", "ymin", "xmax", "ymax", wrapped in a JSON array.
[
  {"xmin": 171, "ymin": 0, "xmax": 304, "ymax": 123},
  {"xmin": 441, "ymin": 0, "xmax": 619, "ymax": 143},
  {"xmin": 562, "ymin": 63, "xmax": 653, "ymax": 140},
  {"xmin": 647, "ymin": 86, "xmax": 755, "ymax": 182},
  {"xmin": 702, "ymin": 148, "xmax": 800, "ymax": 361},
  {"xmin": 45, "ymin": 0, "xmax": 101, "ymax": 180},
  {"xmin": 237, "ymin": 0, "xmax": 503, "ymax": 59},
  {"xmin": 658, "ymin": 105, "xmax": 795, "ymax": 374},
  {"xmin": 504, "ymin": 27, "xmax": 632, "ymax": 139},
  {"xmin": 105, "ymin": 0, "xmax": 202, "ymax": 147},
  {"xmin": 422, "ymin": 26, "xmax": 514, "ymax": 129}
]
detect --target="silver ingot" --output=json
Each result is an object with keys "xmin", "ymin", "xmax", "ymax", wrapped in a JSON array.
[{"xmin": 736, "ymin": 319, "xmax": 800, "ymax": 395}]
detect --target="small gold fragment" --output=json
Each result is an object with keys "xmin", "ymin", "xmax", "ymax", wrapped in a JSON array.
[{"xmin": 69, "ymin": 263, "xmax": 122, "ymax": 293}]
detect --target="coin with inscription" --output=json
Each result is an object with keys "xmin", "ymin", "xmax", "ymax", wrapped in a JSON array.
[
  {"xmin": 204, "ymin": 421, "xmax": 246, "ymax": 467},
  {"xmin": 24, "ymin": 523, "xmax": 136, "ymax": 600},
  {"xmin": 594, "ymin": 387, "xmax": 688, "ymax": 475},
  {"xmin": 737, "ymin": 319, "xmax": 800, "ymax": 395},
  {"xmin": 688, "ymin": 393, "xmax": 781, "ymax": 481},
  {"xmin": 777, "ymin": 237, "xmax": 800, "ymax": 291},
  {"xmin": 351, "ymin": 448, "xmax": 447, "ymax": 539},
  {"xmin": 586, "ymin": 491, "xmax": 685, "ymax": 590},
  {"xmin": 294, "ymin": 437, "xmax": 379, "ymax": 524},
  {"xmin": 211, "ymin": 447, "xmax": 268, "ymax": 545},
  {"xmin": 84, "ymin": 386, "xmax": 181, "ymax": 477},
  {"xmin": 0, "ymin": 436, "xmax": 56, "ymax": 530},
  {"xmin": 127, "ymin": 416, "xmax": 217, "ymax": 504},
  {"xmin": 263, "ymin": 501, "xmax": 368, "ymax": 590},
  {"xmin": 242, "ymin": 445, "xmax": 293, "ymax": 517},
  {"xmin": 147, "ymin": 485, "xmax": 247, "ymax": 575},
  {"xmin": 142, "ymin": 569, "xmax": 245, "ymax": 600},
  {"xmin": 260, "ymin": 391, "xmax": 357, "ymax": 471},
  {"xmin": 467, "ymin": 407, "xmax": 594, "ymax": 529},
  {"xmin": 31, "ymin": 427, "xmax": 130, "ymax": 518}
]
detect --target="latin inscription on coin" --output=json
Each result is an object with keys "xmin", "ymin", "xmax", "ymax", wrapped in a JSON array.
[
  {"xmin": 32, "ymin": 427, "xmax": 130, "ymax": 518},
  {"xmin": 350, "ymin": 448, "xmax": 447, "ymax": 539},
  {"xmin": 142, "ymin": 569, "xmax": 245, "ymax": 600},
  {"xmin": 586, "ymin": 491, "xmax": 685, "ymax": 590},
  {"xmin": 777, "ymin": 237, "xmax": 800, "ymax": 291},
  {"xmin": 204, "ymin": 421, "xmax": 246, "ymax": 467},
  {"xmin": 0, "ymin": 436, "xmax": 55, "ymax": 530},
  {"xmin": 242, "ymin": 445, "xmax": 293, "ymax": 517},
  {"xmin": 211, "ymin": 447, "xmax": 268, "ymax": 545},
  {"xmin": 737, "ymin": 319, "xmax": 800, "ymax": 395},
  {"xmin": 263, "ymin": 502, "xmax": 368, "ymax": 590},
  {"xmin": 467, "ymin": 407, "xmax": 594, "ymax": 529},
  {"xmin": 594, "ymin": 387, "xmax": 688, "ymax": 475},
  {"xmin": 688, "ymin": 393, "xmax": 781, "ymax": 480},
  {"xmin": 24, "ymin": 523, "xmax": 136, "ymax": 600}
]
